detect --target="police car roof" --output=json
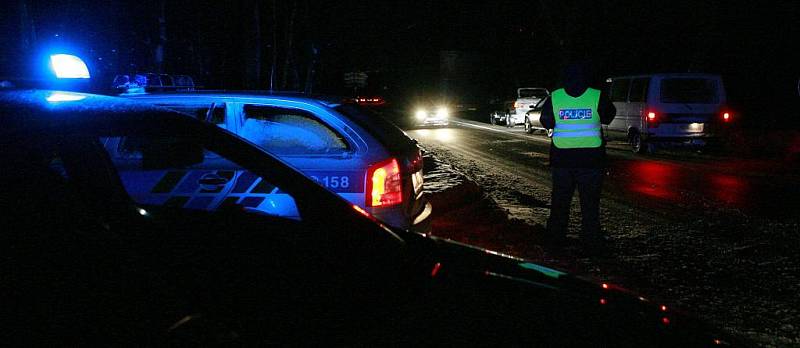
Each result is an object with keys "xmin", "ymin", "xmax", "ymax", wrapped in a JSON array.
[
  {"xmin": 122, "ymin": 90, "xmax": 346, "ymax": 107},
  {"xmin": 0, "ymin": 89, "xmax": 198, "ymax": 135}
]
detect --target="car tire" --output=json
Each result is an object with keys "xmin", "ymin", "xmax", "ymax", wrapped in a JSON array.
[
  {"xmin": 630, "ymin": 130, "xmax": 653, "ymax": 154},
  {"xmin": 524, "ymin": 116, "xmax": 533, "ymax": 134}
]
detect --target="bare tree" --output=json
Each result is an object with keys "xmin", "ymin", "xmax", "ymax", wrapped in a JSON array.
[{"xmin": 155, "ymin": 0, "xmax": 166, "ymax": 73}]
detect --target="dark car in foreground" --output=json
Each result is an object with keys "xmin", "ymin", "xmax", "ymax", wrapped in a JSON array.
[{"xmin": 1, "ymin": 90, "xmax": 743, "ymax": 346}]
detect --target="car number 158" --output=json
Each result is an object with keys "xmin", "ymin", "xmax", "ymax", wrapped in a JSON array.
[
  {"xmin": 305, "ymin": 171, "xmax": 362, "ymax": 193},
  {"xmin": 311, "ymin": 175, "xmax": 350, "ymax": 189}
]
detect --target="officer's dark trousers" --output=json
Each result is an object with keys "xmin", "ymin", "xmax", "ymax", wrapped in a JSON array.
[{"xmin": 546, "ymin": 167, "xmax": 604, "ymax": 245}]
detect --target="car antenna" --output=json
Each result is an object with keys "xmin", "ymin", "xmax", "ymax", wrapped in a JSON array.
[{"xmin": 204, "ymin": 102, "xmax": 217, "ymax": 122}]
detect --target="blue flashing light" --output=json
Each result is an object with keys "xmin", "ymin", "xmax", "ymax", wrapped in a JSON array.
[
  {"xmin": 50, "ymin": 54, "xmax": 90, "ymax": 79},
  {"xmin": 46, "ymin": 92, "xmax": 87, "ymax": 102}
]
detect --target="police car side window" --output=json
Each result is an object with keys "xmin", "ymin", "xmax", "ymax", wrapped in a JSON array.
[
  {"xmin": 610, "ymin": 79, "xmax": 631, "ymax": 102},
  {"xmin": 241, "ymin": 105, "xmax": 349, "ymax": 156}
]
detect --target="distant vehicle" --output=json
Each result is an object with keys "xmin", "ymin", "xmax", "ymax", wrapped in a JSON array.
[
  {"xmin": 489, "ymin": 100, "xmax": 515, "ymax": 125},
  {"xmin": 523, "ymin": 96, "xmax": 551, "ymax": 135},
  {"xmin": 605, "ymin": 74, "xmax": 732, "ymax": 153},
  {"xmin": 413, "ymin": 102, "xmax": 450, "ymax": 126},
  {"xmin": 352, "ymin": 95, "xmax": 386, "ymax": 107},
  {"xmin": 118, "ymin": 90, "xmax": 431, "ymax": 233},
  {"xmin": 509, "ymin": 87, "xmax": 549, "ymax": 127}
]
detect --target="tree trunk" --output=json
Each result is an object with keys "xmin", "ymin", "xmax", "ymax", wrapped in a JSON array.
[
  {"xmin": 254, "ymin": 0, "xmax": 262, "ymax": 87},
  {"xmin": 270, "ymin": 0, "xmax": 277, "ymax": 91},
  {"xmin": 155, "ymin": 0, "xmax": 167, "ymax": 73},
  {"xmin": 281, "ymin": 1, "xmax": 297, "ymax": 89}
]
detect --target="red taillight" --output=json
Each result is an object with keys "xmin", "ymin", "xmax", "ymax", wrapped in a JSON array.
[
  {"xmin": 646, "ymin": 111, "xmax": 659, "ymax": 128},
  {"xmin": 722, "ymin": 112, "xmax": 731, "ymax": 122},
  {"xmin": 366, "ymin": 158, "xmax": 403, "ymax": 207}
]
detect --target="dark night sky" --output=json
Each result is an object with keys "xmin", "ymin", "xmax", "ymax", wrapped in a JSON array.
[{"xmin": 2, "ymin": 0, "xmax": 799, "ymax": 125}]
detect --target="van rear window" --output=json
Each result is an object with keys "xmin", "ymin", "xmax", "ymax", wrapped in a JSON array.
[{"xmin": 660, "ymin": 78, "xmax": 719, "ymax": 104}]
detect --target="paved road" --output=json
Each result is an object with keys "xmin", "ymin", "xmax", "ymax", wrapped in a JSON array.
[{"xmin": 409, "ymin": 119, "xmax": 800, "ymax": 221}]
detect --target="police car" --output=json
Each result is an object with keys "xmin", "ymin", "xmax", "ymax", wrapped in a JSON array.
[
  {"xmin": 3, "ymin": 55, "xmax": 744, "ymax": 347},
  {"xmin": 113, "ymin": 83, "xmax": 431, "ymax": 232}
]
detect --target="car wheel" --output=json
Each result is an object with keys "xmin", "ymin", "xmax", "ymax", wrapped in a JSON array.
[
  {"xmin": 524, "ymin": 116, "xmax": 533, "ymax": 134},
  {"xmin": 630, "ymin": 130, "xmax": 650, "ymax": 154}
]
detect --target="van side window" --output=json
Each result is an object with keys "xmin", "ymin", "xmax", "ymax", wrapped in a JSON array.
[
  {"xmin": 610, "ymin": 79, "xmax": 631, "ymax": 102},
  {"xmin": 241, "ymin": 105, "xmax": 349, "ymax": 156},
  {"xmin": 628, "ymin": 78, "xmax": 651, "ymax": 102}
]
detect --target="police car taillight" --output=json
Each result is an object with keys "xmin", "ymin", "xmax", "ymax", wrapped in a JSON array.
[{"xmin": 366, "ymin": 158, "xmax": 403, "ymax": 207}]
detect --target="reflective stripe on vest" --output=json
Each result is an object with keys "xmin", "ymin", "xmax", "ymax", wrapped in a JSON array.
[{"xmin": 552, "ymin": 88, "xmax": 602, "ymax": 149}]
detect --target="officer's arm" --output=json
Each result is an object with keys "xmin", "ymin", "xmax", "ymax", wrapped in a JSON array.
[
  {"xmin": 598, "ymin": 92, "xmax": 616, "ymax": 125},
  {"xmin": 539, "ymin": 98, "xmax": 555, "ymax": 130}
]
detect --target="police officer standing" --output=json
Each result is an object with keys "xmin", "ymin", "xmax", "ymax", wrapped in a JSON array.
[{"xmin": 539, "ymin": 62, "xmax": 616, "ymax": 255}]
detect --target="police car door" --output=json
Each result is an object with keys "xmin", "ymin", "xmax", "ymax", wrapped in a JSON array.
[{"xmin": 104, "ymin": 136, "xmax": 238, "ymax": 211}]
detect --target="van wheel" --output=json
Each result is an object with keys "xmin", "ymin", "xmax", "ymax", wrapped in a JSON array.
[
  {"xmin": 524, "ymin": 116, "xmax": 533, "ymax": 134},
  {"xmin": 630, "ymin": 130, "xmax": 649, "ymax": 154}
]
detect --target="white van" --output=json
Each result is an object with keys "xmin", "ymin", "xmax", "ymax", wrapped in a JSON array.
[{"xmin": 605, "ymin": 74, "xmax": 731, "ymax": 153}]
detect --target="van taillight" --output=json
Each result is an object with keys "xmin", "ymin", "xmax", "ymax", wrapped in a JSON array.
[
  {"xmin": 722, "ymin": 112, "xmax": 732, "ymax": 122},
  {"xmin": 646, "ymin": 111, "xmax": 659, "ymax": 127},
  {"xmin": 366, "ymin": 158, "xmax": 403, "ymax": 207}
]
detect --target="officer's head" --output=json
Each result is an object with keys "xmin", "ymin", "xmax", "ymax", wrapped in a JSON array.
[{"xmin": 562, "ymin": 61, "xmax": 590, "ymax": 94}]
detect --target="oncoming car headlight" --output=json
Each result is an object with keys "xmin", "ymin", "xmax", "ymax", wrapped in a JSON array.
[
  {"xmin": 436, "ymin": 107, "xmax": 449, "ymax": 118},
  {"xmin": 415, "ymin": 109, "xmax": 428, "ymax": 120}
]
